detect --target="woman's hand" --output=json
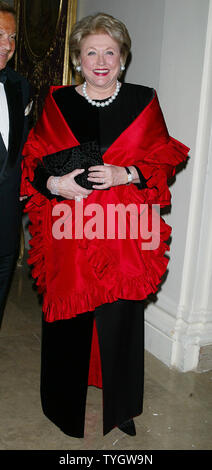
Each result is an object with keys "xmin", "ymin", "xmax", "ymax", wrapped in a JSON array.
[
  {"xmin": 47, "ymin": 169, "xmax": 93, "ymax": 201},
  {"xmin": 87, "ymin": 164, "xmax": 140, "ymax": 189}
]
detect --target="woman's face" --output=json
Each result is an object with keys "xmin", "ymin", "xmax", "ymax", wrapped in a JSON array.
[{"xmin": 80, "ymin": 33, "xmax": 122, "ymax": 92}]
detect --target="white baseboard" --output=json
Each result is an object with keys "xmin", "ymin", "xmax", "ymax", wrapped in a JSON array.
[
  {"xmin": 145, "ymin": 297, "xmax": 176, "ymax": 368},
  {"xmin": 144, "ymin": 295, "xmax": 212, "ymax": 372}
]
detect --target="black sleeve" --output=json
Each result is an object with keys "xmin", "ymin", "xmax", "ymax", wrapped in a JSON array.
[
  {"xmin": 31, "ymin": 164, "xmax": 55, "ymax": 199},
  {"xmin": 133, "ymin": 165, "xmax": 148, "ymax": 189}
]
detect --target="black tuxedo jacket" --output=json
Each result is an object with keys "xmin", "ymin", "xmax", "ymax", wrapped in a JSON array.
[{"xmin": 0, "ymin": 66, "xmax": 30, "ymax": 256}]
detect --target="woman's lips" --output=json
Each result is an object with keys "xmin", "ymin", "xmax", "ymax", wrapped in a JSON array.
[{"xmin": 93, "ymin": 69, "xmax": 109, "ymax": 76}]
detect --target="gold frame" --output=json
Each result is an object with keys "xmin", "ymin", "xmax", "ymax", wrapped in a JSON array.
[{"xmin": 63, "ymin": 0, "xmax": 77, "ymax": 85}]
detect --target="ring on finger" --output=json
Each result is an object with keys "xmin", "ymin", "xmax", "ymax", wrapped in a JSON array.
[{"xmin": 75, "ymin": 195, "xmax": 82, "ymax": 202}]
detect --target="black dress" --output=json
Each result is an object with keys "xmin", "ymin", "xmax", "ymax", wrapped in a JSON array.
[{"xmin": 35, "ymin": 83, "xmax": 154, "ymax": 437}]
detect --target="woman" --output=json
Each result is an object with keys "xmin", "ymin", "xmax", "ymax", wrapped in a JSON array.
[{"xmin": 21, "ymin": 13, "xmax": 189, "ymax": 438}]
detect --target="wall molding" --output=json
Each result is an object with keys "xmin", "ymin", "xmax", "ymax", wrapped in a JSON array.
[{"xmin": 145, "ymin": 295, "xmax": 212, "ymax": 372}]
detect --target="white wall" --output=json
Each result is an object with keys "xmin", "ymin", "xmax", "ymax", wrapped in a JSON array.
[
  {"xmin": 77, "ymin": 0, "xmax": 212, "ymax": 371},
  {"xmin": 157, "ymin": 0, "xmax": 209, "ymax": 306}
]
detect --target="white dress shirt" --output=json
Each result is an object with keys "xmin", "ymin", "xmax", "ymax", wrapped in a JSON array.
[{"xmin": 0, "ymin": 82, "xmax": 9, "ymax": 150}]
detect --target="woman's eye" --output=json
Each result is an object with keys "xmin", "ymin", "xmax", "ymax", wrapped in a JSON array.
[
  {"xmin": 106, "ymin": 51, "xmax": 114, "ymax": 55},
  {"xmin": 88, "ymin": 51, "xmax": 96, "ymax": 56}
]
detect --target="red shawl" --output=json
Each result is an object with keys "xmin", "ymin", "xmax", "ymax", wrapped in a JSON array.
[{"xmin": 21, "ymin": 85, "xmax": 189, "ymax": 387}]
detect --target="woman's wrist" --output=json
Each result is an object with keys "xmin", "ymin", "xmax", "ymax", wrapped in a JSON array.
[{"xmin": 47, "ymin": 176, "xmax": 61, "ymax": 195}]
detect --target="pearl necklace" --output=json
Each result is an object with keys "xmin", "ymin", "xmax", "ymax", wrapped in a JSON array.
[{"xmin": 82, "ymin": 81, "xmax": 121, "ymax": 107}]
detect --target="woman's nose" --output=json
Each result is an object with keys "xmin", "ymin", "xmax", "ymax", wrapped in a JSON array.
[{"xmin": 97, "ymin": 53, "xmax": 106, "ymax": 65}]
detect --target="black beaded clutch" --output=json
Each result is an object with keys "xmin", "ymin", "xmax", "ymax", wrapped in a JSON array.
[{"xmin": 42, "ymin": 141, "xmax": 103, "ymax": 190}]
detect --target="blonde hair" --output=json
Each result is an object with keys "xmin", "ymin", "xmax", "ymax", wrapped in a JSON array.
[{"xmin": 69, "ymin": 12, "xmax": 131, "ymax": 69}]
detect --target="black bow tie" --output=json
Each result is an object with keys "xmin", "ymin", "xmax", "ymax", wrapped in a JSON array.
[{"xmin": 0, "ymin": 68, "xmax": 7, "ymax": 84}]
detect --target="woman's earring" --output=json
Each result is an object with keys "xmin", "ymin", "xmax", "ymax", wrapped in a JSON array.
[
  {"xmin": 76, "ymin": 65, "xmax": 81, "ymax": 73},
  {"xmin": 120, "ymin": 64, "xmax": 125, "ymax": 72}
]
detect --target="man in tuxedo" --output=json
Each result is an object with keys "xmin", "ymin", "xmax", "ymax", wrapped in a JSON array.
[{"xmin": 0, "ymin": 1, "xmax": 31, "ymax": 326}]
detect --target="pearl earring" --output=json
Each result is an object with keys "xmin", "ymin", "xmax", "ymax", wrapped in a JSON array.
[
  {"xmin": 120, "ymin": 64, "xmax": 125, "ymax": 71},
  {"xmin": 76, "ymin": 65, "xmax": 81, "ymax": 72}
]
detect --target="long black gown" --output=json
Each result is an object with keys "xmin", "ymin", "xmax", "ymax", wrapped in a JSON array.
[{"xmin": 33, "ymin": 83, "xmax": 154, "ymax": 437}]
